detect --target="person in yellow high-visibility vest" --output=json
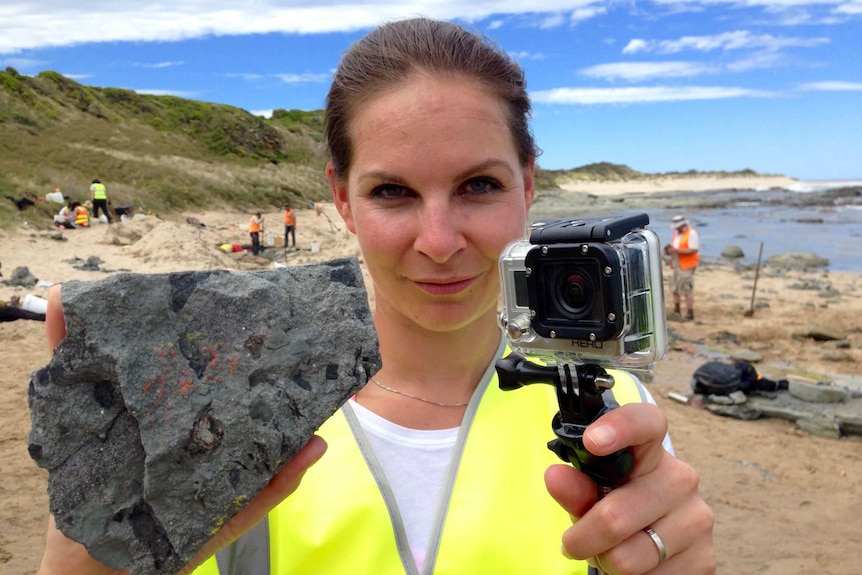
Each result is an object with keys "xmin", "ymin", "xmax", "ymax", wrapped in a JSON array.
[
  {"xmin": 36, "ymin": 18, "xmax": 715, "ymax": 575},
  {"xmin": 89, "ymin": 178, "xmax": 112, "ymax": 223}
]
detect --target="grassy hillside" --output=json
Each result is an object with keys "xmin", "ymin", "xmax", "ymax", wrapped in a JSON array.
[
  {"xmin": 0, "ymin": 68, "xmax": 774, "ymax": 230},
  {"xmin": 0, "ymin": 68, "xmax": 330, "ymax": 228}
]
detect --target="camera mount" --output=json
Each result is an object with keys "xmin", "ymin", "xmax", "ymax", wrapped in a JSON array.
[{"xmin": 495, "ymin": 353, "xmax": 634, "ymax": 489}]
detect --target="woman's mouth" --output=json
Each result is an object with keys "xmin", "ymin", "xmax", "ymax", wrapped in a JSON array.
[{"xmin": 413, "ymin": 276, "xmax": 477, "ymax": 296}]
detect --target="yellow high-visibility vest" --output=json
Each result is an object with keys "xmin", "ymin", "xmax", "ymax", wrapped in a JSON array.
[
  {"xmin": 195, "ymin": 344, "xmax": 648, "ymax": 575},
  {"xmin": 91, "ymin": 182, "xmax": 107, "ymax": 200}
]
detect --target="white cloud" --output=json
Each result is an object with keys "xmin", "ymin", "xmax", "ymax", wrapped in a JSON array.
[
  {"xmin": 530, "ymin": 85, "xmax": 774, "ymax": 104},
  {"xmin": 0, "ymin": 1, "xmax": 613, "ymax": 54},
  {"xmin": 62, "ymin": 73, "xmax": 93, "ymax": 80},
  {"xmin": 251, "ymin": 109, "xmax": 274, "ymax": 118},
  {"xmin": 509, "ymin": 51, "xmax": 546, "ymax": 61},
  {"xmin": 538, "ymin": 13, "xmax": 567, "ymax": 29},
  {"xmin": 1, "ymin": 57, "xmax": 47, "ymax": 69},
  {"xmin": 622, "ymin": 39, "xmax": 649, "ymax": 54},
  {"xmin": 223, "ymin": 71, "xmax": 330, "ymax": 83},
  {"xmin": 724, "ymin": 50, "xmax": 784, "ymax": 71},
  {"xmin": 834, "ymin": 1, "xmax": 862, "ymax": 14},
  {"xmin": 797, "ymin": 81, "xmax": 862, "ymax": 91},
  {"xmin": 622, "ymin": 30, "xmax": 829, "ymax": 54},
  {"xmin": 581, "ymin": 61, "xmax": 716, "ymax": 81},
  {"xmin": 275, "ymin": 73, "xmax": 332, "ymax": 84},
  {"xmin": 570, "ymin": 6, "xmax": 607, "ymax": 24},
  {"xmin": 135, "ymin": 88, "xmax": 200, "ymax": 98},
  {"xmin": 225, "ymin": 73, "xmax": 266, "ymax": 81},
  {"xmin": 140, "ymin": 61, "xmax": 184, "ymax": 69}
]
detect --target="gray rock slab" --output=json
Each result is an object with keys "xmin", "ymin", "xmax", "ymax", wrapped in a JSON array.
[
  {"xmin": 788, "ymin": 379, "xmax": 849, "ymax": 403},
  {"xmin": 28, "ymin": 258, "xmax": 380, "ymax": 575},
  {"xmin": 704, "ymin": 390, "xmax": 862, "ymax": 438}
]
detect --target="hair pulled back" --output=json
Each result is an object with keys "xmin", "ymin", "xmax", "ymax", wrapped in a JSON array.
[{"xmin": 325, "ymin": 17, "xmax": 538, "ymax": 180}]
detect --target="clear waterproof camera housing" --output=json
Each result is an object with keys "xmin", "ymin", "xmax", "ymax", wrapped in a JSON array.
[{"xmin": 498, "ymin": 213, "xmax": 667, "ymax": 370}]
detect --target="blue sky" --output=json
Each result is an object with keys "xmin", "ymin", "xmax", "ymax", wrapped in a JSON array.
[{"xmin": 2, "ymin": 1, "xmax": 861, "ymax": 181}]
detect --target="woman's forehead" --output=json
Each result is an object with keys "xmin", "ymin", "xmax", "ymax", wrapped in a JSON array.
[{"xmin": 349, "ymin": 76, "xmax": 515, "ymax": 163}]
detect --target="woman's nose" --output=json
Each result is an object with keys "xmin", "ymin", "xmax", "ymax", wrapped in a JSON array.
[{"xmin": 413, "ymin": 201, "xmax": 466, "ymax": 263}]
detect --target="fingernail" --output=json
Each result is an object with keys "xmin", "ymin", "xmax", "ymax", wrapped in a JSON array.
[
  {"xmin": 560, "ymin": 544, "xmax": 573, "ymax": 559},
  {"xmin": 587, "ymin": 424, "xmax": 616, "ymax": 450}
]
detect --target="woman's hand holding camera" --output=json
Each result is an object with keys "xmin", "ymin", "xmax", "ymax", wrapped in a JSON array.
[{"xmin": 545, "ymin": 402, "xmax": 716, "ymax": 574}]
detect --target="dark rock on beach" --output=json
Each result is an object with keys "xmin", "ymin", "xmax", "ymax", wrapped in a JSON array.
[
  {"xmin": 2, "ymin": 265, "xmax": 38, "ymax": 287},
  {"xmin": 765, "ymin": 253, "xmax": 830, "ymax": 270},
  {"xmin": 721, "ymin": 245, "xmax": 745, "ymax": 259},
  {"xmin": 27, "ymin": 258, "xmax": 380, "ymax": 575}
]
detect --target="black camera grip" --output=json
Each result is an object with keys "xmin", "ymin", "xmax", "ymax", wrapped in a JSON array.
[
  {"xmin": 495, "ymin": 354, "xmax": 635, "ymax": 488},
  {"xmin": 548, "ymin": 416, "xmax": 634, "ymax": 489}
]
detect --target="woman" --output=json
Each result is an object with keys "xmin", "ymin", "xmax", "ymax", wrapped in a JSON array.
[{"xmin": 38, "ymin": 18, "xmax": 714, "ymax": 575}]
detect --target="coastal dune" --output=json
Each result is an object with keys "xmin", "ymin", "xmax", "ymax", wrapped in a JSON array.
[{"xmin": 558, "ymin": 174, "xmax": 798, "ymax": 196}]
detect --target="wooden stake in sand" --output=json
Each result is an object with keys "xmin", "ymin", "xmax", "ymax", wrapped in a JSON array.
[{"xmin": 744, "ymin": 241, "xmax": 764, "ymax": 317}]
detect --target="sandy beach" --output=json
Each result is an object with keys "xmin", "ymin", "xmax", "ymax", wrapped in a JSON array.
[
  {"xmin": 1, "ymin": 190, "xmax": 860, "ymax": 575},
  {"xmin": 557, "ymin": 174, "xmax": 799, "ymax": 196}
]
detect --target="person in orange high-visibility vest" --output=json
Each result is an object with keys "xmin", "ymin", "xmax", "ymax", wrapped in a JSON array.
[
  {"xmin": 248, "ymin": 212, "xmax": 263, "ymax": 255},
  {"xmin": 668, "ymin": 214, "xmax": 700, "ymax": 320},
  {"xmin": 283, "ymin": 203, "xmax": 297, "ymax": 248},
  {"xmin": 72, "ymin": 202, "xmax": 90, "ymax": 228}
]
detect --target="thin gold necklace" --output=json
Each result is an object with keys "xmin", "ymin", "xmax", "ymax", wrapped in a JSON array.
[{"xmin": 369, "ymin": 377, "xmax": 469, "ymax": 408}]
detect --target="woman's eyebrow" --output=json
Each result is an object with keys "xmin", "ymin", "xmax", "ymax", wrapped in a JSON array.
[
  {"xmin": 356, "ymin": 159, "xmax": 515, "ymax": 187},
  {"xmin": 357, "ymin": 170, "xmax": 409, "ymax": 186},
  {"xmin": 452, "ymin": 159, "xmax": 514, "ymax": 182}
]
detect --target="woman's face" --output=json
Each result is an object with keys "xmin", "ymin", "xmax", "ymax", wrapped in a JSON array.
[{"xmin": 330, "ymin": 75, "xmax": 535, "ymax": 333}]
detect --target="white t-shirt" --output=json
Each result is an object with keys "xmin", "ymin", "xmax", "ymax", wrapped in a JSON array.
[
  {"xmin": 349, "ymin": 400, "xmax": 457, "ymax": 573},
  {"xmin": 348, "ymin": 381, "xmax": 671, "ymax": 572}
]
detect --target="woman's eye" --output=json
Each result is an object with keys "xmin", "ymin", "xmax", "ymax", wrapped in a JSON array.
[
  {"xmin": 370, "ymin": 184, "xmax": 411, "ymax": 200},
  {"xmin": 463, "ymin": 177, "xmax": 502, "ymax": 195}
]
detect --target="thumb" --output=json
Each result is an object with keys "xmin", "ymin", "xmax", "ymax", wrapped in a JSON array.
[{"xmin": 45, "ymin": 284, "xmax": 66, "ymax": 351}]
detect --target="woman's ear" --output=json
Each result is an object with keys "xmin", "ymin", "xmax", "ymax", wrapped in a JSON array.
[{"xmin": 327, "ymin": 162, "xmax": 356, "ymax": 233}]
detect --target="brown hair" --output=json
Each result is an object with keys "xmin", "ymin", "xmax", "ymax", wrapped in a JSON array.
[{"xmin": 325, "ymin": 17, "xmax": 538, "ymax": 180}]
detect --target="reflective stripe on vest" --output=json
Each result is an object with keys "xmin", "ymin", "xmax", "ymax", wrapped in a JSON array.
[
  {"xmin": 91, "ymin": 183, "xmax": 107, "ymax": 200},
  {"xmin": 671, "ymin": 227, "xmax": 699, "ymax": 270},
  {"xmin": 203, "ymin": 343, "xmax": 648, "ymax": 575}
]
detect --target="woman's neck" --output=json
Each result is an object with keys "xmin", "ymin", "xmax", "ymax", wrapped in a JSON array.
[{"xmin": 356, "ymin": 305, "xmax": 503, "ymax": 429}]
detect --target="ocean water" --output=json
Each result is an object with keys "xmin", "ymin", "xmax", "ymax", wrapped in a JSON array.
[
  {"xmin": 647, "ymin": 204, "xmax": 860, "ymax": 272},
  {"xmin": 531, "ymin": 181, "xmax": 862, "ymax": 272}
]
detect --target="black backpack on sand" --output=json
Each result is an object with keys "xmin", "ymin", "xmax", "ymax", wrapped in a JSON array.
[{"xmin": 691, "ymin": 359, "xmax": 788, "ymax": 396}]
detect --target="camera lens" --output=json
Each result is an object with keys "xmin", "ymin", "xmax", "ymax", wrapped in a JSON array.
[
  {"xmin": 552, "ymin": 267, "xmax": 595, "ymax": 318},
  {"xmin": 562, "ymin": 273, "xmax": 589, "ymax": 309}
]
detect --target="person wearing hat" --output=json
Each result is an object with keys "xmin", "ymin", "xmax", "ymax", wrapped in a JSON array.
[{"xmin": 668, "ymin": 215, "xmax": 699, "ymax": 320}]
